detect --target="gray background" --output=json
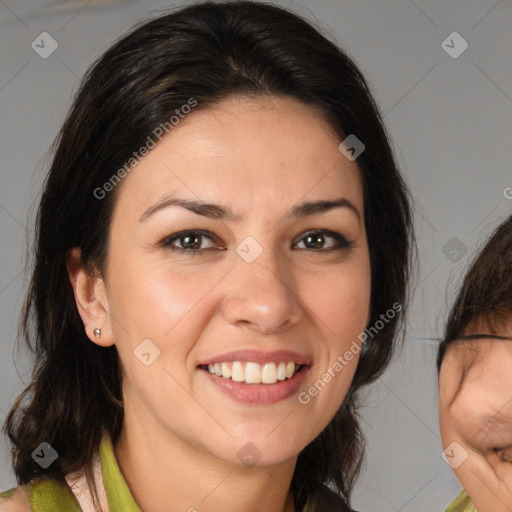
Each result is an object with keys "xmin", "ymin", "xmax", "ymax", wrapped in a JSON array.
[{"xmin": 1, "ymin": 0, "xmax": 511, "ymax": 510}]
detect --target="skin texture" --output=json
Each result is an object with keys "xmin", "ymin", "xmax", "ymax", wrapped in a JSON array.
[
  {"xmin": 0, "ymin": 486, "xmax": 31, "ymax": 512},
  {"xmin": 439, "ymin": 327, "xmax": 512, "ymax": 512},
  {"xmin": 67, "ymin": 95, "xmax": 371, "ymax": 512}
]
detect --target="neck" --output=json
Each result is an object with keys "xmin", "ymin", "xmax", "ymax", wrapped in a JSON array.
[{"xmin": 114, "ymin": 402, "xmax": 297, "ymax": 512}]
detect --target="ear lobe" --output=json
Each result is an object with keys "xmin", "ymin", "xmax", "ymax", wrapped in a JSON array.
[{"xmin": 66, "ymin": 247, "xmax": 115, "ymax": 347}]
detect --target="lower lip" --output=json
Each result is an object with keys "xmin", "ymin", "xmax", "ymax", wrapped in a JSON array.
[{"xmin": 199, "ymin": 366, "xmax": 309, "ymax": 404}]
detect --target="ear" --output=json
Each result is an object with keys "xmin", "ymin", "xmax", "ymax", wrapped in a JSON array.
[{"xmin": 66, "ymin": 247, "xmax": 115, "ymax": 347}]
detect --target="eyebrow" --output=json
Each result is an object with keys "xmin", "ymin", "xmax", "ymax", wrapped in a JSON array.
[{"xmin": 139, "ymin": 196, "xmax": 361, "ymax": 223}]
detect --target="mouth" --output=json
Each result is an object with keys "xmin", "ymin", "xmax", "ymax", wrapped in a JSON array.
[
  {"xmin": 197, "ymin": 351, "xmax": 311, "ymax": 404},
  {"xmin": 198, "ymin": 361, "xmax": 306, "ymax": 385}
]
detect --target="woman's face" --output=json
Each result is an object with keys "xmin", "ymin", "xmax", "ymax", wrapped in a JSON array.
[
  {"xmin": 96, "ymin": 95, "xmax": 370, "ymax": 466},
  {"xmin": 439, "ymin": 321, "xmax": 512, "ymax": 511}
]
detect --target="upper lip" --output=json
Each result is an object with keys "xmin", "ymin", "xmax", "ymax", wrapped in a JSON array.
[{"xmin": 197, "ymin": 349, "xmax": 312, "ymax": 366}]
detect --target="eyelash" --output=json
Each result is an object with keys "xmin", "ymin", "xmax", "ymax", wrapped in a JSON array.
[{"xmin": 161, "ymin": 229, "xmax": 352, "ymax": 255}]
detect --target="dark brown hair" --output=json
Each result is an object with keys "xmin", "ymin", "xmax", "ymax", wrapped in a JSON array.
[
  {"xmin": 3, "ymin": 1, "xmax": 414, "ymax": 509},
  {"xmin": 437, "ymin": 215, "xmax": 512, "ymax": 372}
]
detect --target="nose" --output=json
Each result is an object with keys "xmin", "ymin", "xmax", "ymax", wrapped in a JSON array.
[{"xmin": 221, "ymin": 244, "xmax": 304, "ymax": 335}]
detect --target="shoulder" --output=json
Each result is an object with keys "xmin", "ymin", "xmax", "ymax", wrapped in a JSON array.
[
  {"xmin": 313, "ymin": 484, "xmax": 361, "ymax": 512},
  {"xmin": 0, "ymin": 476, "xmax": 81, "ymax": 512},
  {"xmin": 0, "ymin": 485, "xmax": 32, "ymax": 512}
]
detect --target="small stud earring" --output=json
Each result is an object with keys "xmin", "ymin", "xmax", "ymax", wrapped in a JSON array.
[{"xmin": 94, "ymin": 328, "xmax": 102, "ymax": 339}]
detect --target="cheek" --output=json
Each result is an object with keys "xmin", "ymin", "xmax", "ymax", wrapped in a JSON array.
[
  {"xmin": 298, "ymin": 261, "xmax": 370, "ymax": 409},
  {"xmin": 303, "ymin": 259, "xmax": 371, "ymax": 338},
  {"xmin": 108, "ymin": 260, "xmax": 222, "ymax": 342},
  {"xmin": 105, "ymin": 263, "xmax": 218, "ymax": 420}
]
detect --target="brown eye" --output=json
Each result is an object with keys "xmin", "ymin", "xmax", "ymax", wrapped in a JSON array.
[
  {"xmin": 162, "ymin": 230, "xmax": 220, "ymax": 254},
  {"xmin": 294, "ymin": 229, "xmax": 351, "ymax": 251}
]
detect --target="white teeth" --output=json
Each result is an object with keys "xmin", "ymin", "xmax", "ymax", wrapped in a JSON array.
[
  {"xmin": 277, "ymin": 361, "xmax": 287, "ymax": 381},
  {"xmin": 204, "ymin": 361, "xmax": 301, "ymax": 384},
  {"xmin": 221, "ymin": 362, "xmax": 232, "ymax": 379},
  {"xmin": 245, "ymin": 362, "xmax": 261, "ymax": 384},
  {"xmin": 232, "ymin": 361, "xmax": 245, "ymax": 382},
  {"xmin": 261, "ymin": 362, "xmax": 277, "ymax": 384}
]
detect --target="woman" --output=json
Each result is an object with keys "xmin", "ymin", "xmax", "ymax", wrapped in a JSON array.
[
  {"xmin": 0, "ymin": 2, "xmax": 413, "ymax": 511},
  {"xmin": 439, "ymin": 216, "xmax": 512, "ymax": 512}
]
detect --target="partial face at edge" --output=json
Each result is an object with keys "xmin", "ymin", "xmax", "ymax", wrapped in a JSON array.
[
  {"xmin": 94, "ymin": 95, "xmax": 371, "ymax": 467},
  {"xmin": 439, "ymin": 322, "xmax": 512, "ymax": 511}
]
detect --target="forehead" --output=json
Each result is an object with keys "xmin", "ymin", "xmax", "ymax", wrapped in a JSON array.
[{"xmin": 112, "ymin": 95, "xmax": 364, "ymax": 222}]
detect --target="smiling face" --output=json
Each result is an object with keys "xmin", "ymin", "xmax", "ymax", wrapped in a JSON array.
[{"xmin": 84, "ymin": 95, "xmax": 370, "ymax": 467}]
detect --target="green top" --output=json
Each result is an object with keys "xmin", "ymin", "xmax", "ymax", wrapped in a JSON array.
[
  {"xmin": 1, "ymin": 434, "xmax": 315, "ymax": 511},
  {"xmin": 445, "ymin": 490, "xmax": 477, "ymax": 512},
  {"xmin": 0, "ymin": 434, "xmax": 140, "ymax": 512}
]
